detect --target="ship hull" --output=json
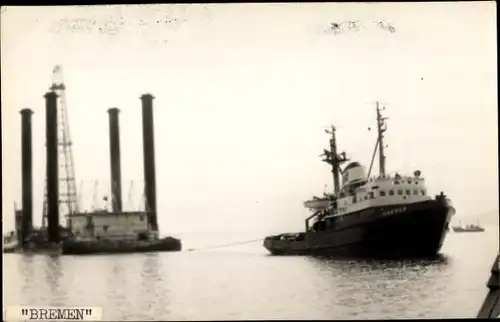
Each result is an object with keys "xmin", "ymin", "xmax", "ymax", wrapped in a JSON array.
[
  {"xmin": 453, "ymin": 230, "xmax": 484, "ymax": 233},
  {"xmin": 452, "ymin": 228, "xmax": 485, "ymax": 233},
  {"xmin": 60, "ymin": 236, "xmax": 182, "ymax": 255},
  {"xmin": 264, "ymin": 196, "xmax": 454, "ymax": 259}
]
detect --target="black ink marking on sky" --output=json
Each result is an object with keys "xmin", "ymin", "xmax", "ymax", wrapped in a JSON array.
[
  {"xmin": 51, "ymin": 14, "xmax": 186, "ymax": 37},
  {"xmin": 374, "ymin": 20, "xmax": 396, "ymax": 33}
]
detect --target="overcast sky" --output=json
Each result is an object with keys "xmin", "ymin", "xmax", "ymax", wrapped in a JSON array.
[{"xmin": 1, "ymin": 3, "xmax": 497, "ymax": 235}]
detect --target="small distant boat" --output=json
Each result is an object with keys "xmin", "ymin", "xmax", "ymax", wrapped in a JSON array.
[
  {"xmin": 3, "ymin": 231, "xmax": 19, "ymax": 253},
  {"xmin": 452, "ymin": 221, "xmax": 485, "ymax": 233},
  {"xmin": 3, "ymin": 226, "xmax": 66, "ymax": 254}
]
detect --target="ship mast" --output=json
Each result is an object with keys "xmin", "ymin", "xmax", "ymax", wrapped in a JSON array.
[
  {"xmin": 321, "ymin": 126, "xmax": 348, "ymax": 196},
  {"xmin": 376, "ymin": 102, "xmax": 388, "ymax": 177}
]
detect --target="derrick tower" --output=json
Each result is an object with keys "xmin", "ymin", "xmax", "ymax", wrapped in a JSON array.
[{"xmin": 42, "ymin": 66, "xmax": 79, "ymax": 228}]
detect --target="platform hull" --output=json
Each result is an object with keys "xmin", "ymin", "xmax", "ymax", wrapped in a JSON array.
[
  {"xmin": 61, "ymin": 237, "xmax": 182, "ymax": 255},
  {"xmin": 264, "ymin": 197, "xmax": 454, "ymax": 259},
  {"xmin": 3, "ymin": 242, "xmax": 62, "ymax": 255}
]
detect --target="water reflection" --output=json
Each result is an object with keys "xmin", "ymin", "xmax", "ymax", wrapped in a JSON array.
[
  {"xmin": 105, "ymin": 257, "xmax": 130, "ymax": 320},
  {"xmin": 303, "ymin": 254, "xmax": 453, "ymax": 319},
  {"xmin": 109, "ymin": 256, "xmax": 127, "ymax": 288},
  {"xmin": 100, "ymin": 254, "xmax": 171, "ymax": 320},
  {"xmin": 44, "ymin": 255, "xmax": 62, "ymax": 290},
  {"xmin": 19, "ymin": 254, "xmax": 35, "ymax": 296},
  {"xmin": 43, "ymin": 255, "xmax": 67, "ymax": 306},
  {"xmin": 140, "ymin": 254, "xmax": 171, "ymax": 320},
  {"xmin": 307, "ymin": 253, "xmax": 450, "ymax": 270},
  {"xmin": 3, "ymin": 231, "xmax": 493, "ymax": 320}
]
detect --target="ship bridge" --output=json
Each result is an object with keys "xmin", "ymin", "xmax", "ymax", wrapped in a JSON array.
[{"xmin": 341, "ymin": 161, "xmax": 367, "ymax": 188}]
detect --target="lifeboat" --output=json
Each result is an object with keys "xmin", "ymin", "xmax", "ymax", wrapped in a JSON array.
[{"xmin": 303, "ymin": 195, "xmax": 334, "ymax": 210}]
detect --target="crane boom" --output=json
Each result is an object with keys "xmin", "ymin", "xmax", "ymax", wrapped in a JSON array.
[{"xmin": 42, "ymin": 66, "xmax": 79, "ymax": 228}]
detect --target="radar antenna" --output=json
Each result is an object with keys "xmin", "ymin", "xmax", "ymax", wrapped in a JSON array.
[
  {"xmin": 320, "ymin": 125, "xmax": 349, "ymax": 196},
  {"xmin": 376, "ymin": 102, "xmax": 388, "ymax": 177}
]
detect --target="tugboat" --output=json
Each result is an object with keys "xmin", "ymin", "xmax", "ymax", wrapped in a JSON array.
[
  {"xmin": 452, "ymin": 220, "xmax": 485, "ymax": 233},
  {"xmin": 264, "ymin": 102, "xmax": 455, "ymax": 258}
]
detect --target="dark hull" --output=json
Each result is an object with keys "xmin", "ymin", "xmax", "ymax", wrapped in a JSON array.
[
  {"xmin": 3, "ymin": 242, "xmax": 62, "ymax": 255},
  {"xmin": 264, "ymin": 196, "xmax": 453, "ymax": 259},
  {"xmin": 452, "ymin": 228, "xmax": 485, "ymax": 233},
  {"xmin": 61, "ymin": 237, "xmax": 182, "ymax": 255}
]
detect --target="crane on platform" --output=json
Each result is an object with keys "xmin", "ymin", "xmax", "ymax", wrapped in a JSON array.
[{"xmin": 42, "ymin": 66, "xmax": 79, "ymax": 228}]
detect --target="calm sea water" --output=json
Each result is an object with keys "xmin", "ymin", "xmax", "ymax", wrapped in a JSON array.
[{"xmin": 3, "ymin": 226, "xmax": 498, "ymax": 320}]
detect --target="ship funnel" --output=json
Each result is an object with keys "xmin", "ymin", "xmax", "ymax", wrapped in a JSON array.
[
  {"xmin": 45, "ymin": 91, "xmax": 60, "ymax": 243},
  {"xmin": 20, "ymin": 108, "xmax": 34, "ymax": 246},
  {"xmin": 108, "ymin": 108, "xmax": 123, "ymax": 213},
  {"xmin": 140, "ymin": 94, "xmax": 158, "ymax": 231}
]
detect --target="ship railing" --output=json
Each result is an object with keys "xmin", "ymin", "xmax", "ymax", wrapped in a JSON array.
[
  {"xmin": 308, "ymin": 194, "xmax": 336, "ymax": 201},
  {"xmin": 368, "ymin": 174, "xmax": 425, "ymax": 184},
  {"xmin": 269, "ymin": 232, "xmax": 305, "ymax": 242}
]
